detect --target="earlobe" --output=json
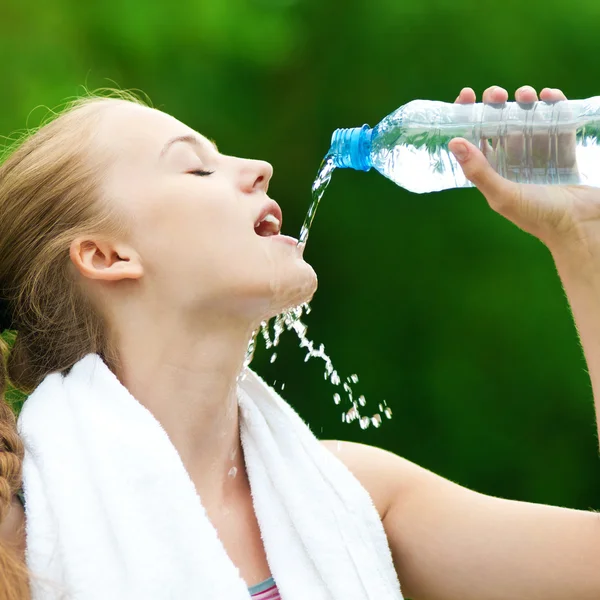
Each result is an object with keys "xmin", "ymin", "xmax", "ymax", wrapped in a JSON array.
[{"xmin": 69, "ymin": 238, "xmax": 143, "ymax": 281}]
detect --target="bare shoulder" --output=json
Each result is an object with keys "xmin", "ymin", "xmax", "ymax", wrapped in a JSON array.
[
  {"xmin": 320, "ymin": 440, "xmax": 441, "ymax": 520},
  {"xmin": 0, "ymin": 496, "xmax": 26, "ymax": 559}
]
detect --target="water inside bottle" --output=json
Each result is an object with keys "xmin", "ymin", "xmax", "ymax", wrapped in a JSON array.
[{"xmin": 368, "ymin": 99, "xmax": 600, "ymax": 193}]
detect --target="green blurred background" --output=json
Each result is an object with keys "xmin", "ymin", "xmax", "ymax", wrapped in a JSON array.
[{"xmin": 2, "ymin": 0, "xmax": 599, "ymax": 510}]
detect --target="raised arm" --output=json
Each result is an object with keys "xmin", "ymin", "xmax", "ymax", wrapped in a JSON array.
[
  {"xmin": 325, "ymin": 84, "xmax": 600, "ymax": 600},
  {"xmin": 451, "ymin": 84, "xmax": 600, "ymax": 441},
  {"xmin": 547, "ymin": 239, "xmax": 600, "ymax": 435}
]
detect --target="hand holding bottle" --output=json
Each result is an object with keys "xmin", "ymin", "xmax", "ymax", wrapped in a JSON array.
[{"xmin": 449, "ymin": 85, "xmax": 600, "ymax": 256}]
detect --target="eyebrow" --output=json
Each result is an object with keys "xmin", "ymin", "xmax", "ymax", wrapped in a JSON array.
[{"xmin": 160, "ymin": 135, "xmax": 219, "ymax": 158}]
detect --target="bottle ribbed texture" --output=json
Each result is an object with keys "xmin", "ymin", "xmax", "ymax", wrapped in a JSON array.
[{"xmin": 329, "ymin": 97, "xmax": 600, "ymax": 193}]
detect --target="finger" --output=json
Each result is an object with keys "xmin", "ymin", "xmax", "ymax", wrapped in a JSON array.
[
  {"xmin": 540, "ymin": 87, "xmax": 568, "ymax": 102},
  {"xmin": 515, "ymin": 85, "xmax": 538, "ymax": 103},
  {"xmin": 455, "ymin": 87, "xmax": 476, "ymax": 104},
  {"xmin": 482, "ymin": 86, "xmax": 508, "ymax": 104},
  {"xmin": 449, "ymin": 138, "xmax": 517, "ymax": 207}
]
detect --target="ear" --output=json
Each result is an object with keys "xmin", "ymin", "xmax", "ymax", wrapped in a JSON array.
[{"xmin": 69, "ymin": 237, "xmax": 144, "ymax": 281}]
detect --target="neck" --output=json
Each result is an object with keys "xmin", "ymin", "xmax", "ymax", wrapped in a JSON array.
[{"xmin": 112, "ymin": 313, "xmax": 256, "ymax": 505}]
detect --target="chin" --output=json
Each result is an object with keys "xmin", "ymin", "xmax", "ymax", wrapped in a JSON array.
[{"xmin": 261, "ymin": 262, "xmax": 318, "ymax": 320}]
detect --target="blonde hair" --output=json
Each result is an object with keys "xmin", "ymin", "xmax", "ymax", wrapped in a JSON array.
[{"xmin": 0, "ymin": 91, "xmax": 146, "ymax": 599}]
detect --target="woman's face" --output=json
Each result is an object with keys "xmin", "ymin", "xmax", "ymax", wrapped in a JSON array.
[{"xmin": 95, "ymin": 101, "xmax": 317, "ymax": 324}]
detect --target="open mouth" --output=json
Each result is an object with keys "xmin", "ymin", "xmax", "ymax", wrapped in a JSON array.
[{"xmin": 254, "ymin": 201, "xmax": 283, "ymax": 237}]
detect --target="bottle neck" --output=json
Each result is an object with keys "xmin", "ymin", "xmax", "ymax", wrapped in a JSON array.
[{"xmin": 329, "ymin": 125, "xmax": 373, "ymax": 171}]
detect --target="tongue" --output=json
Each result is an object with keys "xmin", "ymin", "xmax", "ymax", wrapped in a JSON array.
[{"xmin": 255, "ymin": 221, "xmax": 278, "ymax": 236}]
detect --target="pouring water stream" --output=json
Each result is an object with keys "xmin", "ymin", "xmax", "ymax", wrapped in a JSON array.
[{"xmin": 242, "ymin": 154, "xmax": 391, "ymax": 429}]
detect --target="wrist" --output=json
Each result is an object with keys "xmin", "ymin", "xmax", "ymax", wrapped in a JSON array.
[
  {"xmin": 549, "ymin": 249, "xmax": 600, "ymax": 301},
  {"xmin": 547, "ymin": 223, "xmax": 600, "ymax": 280}
]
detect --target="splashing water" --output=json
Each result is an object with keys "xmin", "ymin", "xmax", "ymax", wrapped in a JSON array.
[
  {"xmin": 297, "ymin": 157, "xmax": 336, "ymax": 248},
  {"xmin": 253, "ymin": 303, "xmax": 391, "ymax": 429}
]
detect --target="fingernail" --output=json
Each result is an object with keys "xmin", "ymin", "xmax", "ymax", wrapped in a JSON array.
[{"xmin": 451, "ymin": 142, "xmax": 468, "ymax": 162}]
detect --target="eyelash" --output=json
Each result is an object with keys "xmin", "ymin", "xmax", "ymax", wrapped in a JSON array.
[{"xmin": 189, "ymin": 169, "xmax": 214, "ymax": 177}]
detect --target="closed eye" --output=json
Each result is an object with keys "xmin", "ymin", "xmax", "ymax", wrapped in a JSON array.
[{"xmin": 189, "ymin": 169, "xmax": 215, "ymax": 176}]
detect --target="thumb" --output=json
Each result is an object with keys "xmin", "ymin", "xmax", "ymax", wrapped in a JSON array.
[{"xmin": 448, "ymin": 138, "xmax": 517, "ymax": 208}]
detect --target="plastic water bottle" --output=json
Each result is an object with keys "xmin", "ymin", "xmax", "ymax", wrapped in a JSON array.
[{"xmin": 329, "ymin": 98, "xmax": 600, "ymax": 193}]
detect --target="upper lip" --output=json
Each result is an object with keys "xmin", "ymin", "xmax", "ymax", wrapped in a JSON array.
[{"xmin": 254, "ymin": 199, "xmax": 283, "ymax": 233}]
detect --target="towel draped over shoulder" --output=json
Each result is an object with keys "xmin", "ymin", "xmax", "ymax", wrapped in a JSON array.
[{"xmin": 17, "ymin": 353, "xmax": 403, "ymax": 600}]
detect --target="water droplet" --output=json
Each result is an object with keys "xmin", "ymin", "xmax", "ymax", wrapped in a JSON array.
[
  {"xmin": 270, "ymin": 352, "xmax": 277, "ymax": 363},
  {"xmin": 384, "ymin": 407, "xmax": 393, "ymax": 419},
  {"xmin": 342, "ymin": 382, "xmax": 353, "ymax": 401},
  {"xmin": 346, "ymin": 405, "xmax": 359, "ymax": 422},
  {"xmin": 333, "ymin": 393, "xmax": 341, "ymax": 405},
  {"xmin": 358, "ymin": 395, "xmax": 366, "ymax": 406},
  {"xmin": 371, "ymin": 414, "xmax": 382, "ymax": 428},
  {"xmin": 260, "ymin": 320, "xmax": 273, "ymax": 349},
  {"xmin": 228, "ymin": 467, "xmax": 238, "ymax": 479},
  {"xmin": 281, "ymin": 383, "xmax": 285, "ymax": 391},
  {"xmin": 350, "ymin": 374, "xmax": 359, "ymax": 384},
  {"xmin": 379, "ymin": 403, "xmax": 384, "ymax": 412},
  {"xmin": 359, "ymin": 416, "xmax": 370, "ymax": 429},
  {"xmin": 244, "ymin": 331, "xmax": 258, "ymax": 368}
]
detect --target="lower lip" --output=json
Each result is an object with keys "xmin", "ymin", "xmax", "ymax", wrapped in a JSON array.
[{"xmin": 269, "ymin": 234, "xmax": 299, "ymax": 247}]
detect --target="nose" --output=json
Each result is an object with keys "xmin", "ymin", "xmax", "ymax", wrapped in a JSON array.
[{"xmin": 239, "ymin": 159, "xmax": 273, "ymax": 195}]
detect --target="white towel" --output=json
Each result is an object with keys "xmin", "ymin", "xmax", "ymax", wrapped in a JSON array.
[{"xmin": 17, "ymin": 353, "xmax": 403, "ymax": 600}]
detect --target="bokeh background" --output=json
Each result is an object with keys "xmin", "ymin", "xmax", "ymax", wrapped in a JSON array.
[{"xmin": 2, "ymin": 0, "xmax": 599, "ymax": 510}]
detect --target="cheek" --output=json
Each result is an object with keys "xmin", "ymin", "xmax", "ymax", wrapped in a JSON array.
[{"xmin": 129, "ymin": 181, "xmax": 249, "ymax": 275}]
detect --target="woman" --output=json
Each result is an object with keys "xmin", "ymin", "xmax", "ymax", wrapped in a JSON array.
[{"xmin": 0, "ymin": 83, "xmax": 598, "ymax": 600}]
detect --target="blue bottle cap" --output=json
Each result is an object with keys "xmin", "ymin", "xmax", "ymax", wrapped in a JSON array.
[{"xmin": 330, "ymin": 125, "xmax": 372, "ymax": 171}]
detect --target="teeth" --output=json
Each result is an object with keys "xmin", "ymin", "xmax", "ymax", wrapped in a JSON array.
[
  {"xmin": 263, "ymin": 214, "xmax": 280, "ymax": 227},
  {"xmin": 255, "ymin": 213, "xmax": 281, "ymax": 228}
]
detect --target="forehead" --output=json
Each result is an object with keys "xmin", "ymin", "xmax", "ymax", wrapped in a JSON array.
[{"xmin": 95, "ymin": 102, "xmax": 206, "ymax": 162}]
